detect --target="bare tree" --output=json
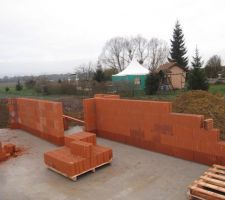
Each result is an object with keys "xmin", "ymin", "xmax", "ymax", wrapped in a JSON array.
[
  {"xmin": 100, "ymin": 37, "xmax": 128, "ymax": 71},
  {"xmin": 99, "ymin": 35, "xmax": 169, "ymax": 73},
  {"xmin": 75, "ymin": 62, "xmax": 95, "ymax": 81},
  {"xmin": 148, "ymin": 38, "xmax": 169, "ymax": 72},
  {"xmin": 123, "ymin": 38, "xmax": 135, "ymax": 62},
  {"xmin": 132, "ymin": 35, "xmax": 150, "ymax": 64},
  {"xmin": 205, "ymin": 55, "xmax": 222, "ymax": 78}
]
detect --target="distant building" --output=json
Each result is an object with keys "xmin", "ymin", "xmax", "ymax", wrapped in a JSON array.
[{"xmin": 157, "ymin": 62, "xmax": 187, "ymax": 89}]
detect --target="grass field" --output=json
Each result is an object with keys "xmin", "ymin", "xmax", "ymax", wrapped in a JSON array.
[
  {"xmin": 0, "ymin": 83, "xmax": 225, "ymax": 100},
  {"xmin": 209, "ymin": 84, "xmax": 225, "ymax": 94}
]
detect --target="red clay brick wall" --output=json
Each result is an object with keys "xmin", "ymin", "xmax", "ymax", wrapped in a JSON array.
[
  {"xmin": 8, "ymin": 98, "xmax": 64, "ymax": 145},
  {"xmin": 84, "ymin": 95, "xmax": 225, "ymax": 165},
  {"xmin": 83, "ymin": 98, "xmax": 97, "ymax": 132}
]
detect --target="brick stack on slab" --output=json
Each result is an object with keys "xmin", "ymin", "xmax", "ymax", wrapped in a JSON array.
[
  {"xmin": 0, "ymin": 141, "xmax": 8, "ymax": 161},
  {"xmin": 44, "ymin": 132, "xmax": 112, "ymax": 180}
]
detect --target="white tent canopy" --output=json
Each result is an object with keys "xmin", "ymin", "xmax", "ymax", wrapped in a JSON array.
[{"xmin": 113, "ymin": 58, "xmax": 149, "ymax": 76}]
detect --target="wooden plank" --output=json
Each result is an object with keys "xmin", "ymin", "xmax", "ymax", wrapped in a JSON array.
[
  {"xmin": 200, "ymin": 176, "xmax": 225, "ymax": 188},
  {"xmin": 190, "ymin": 185, "xmax": 225, "ymax": 200},
  {"xmin": 214, "ymin": 165, "xmax": 225, "ymax": 171},
  {"xmin": 46, "ymin": 159, "xmax": 112, "ymax": 181},
  {"xmin": 70, "ymin": 159, "xmax": 112, "ymax": 180},
  {"xmin": 187, "ymin": 190, "xmax": 207, "ymax": 200},
  {"xmin": 197, "ymin": 180, "xmax": 225, "ymax": 193},
  {"xmin": 205, "ymin": 172, "xmax": 225, "ymax": 182},
  {"xmin": 62, "ymin": 115, "xmax": 85, "ymax": 125},
  {"xmin": 209, "ymin": 168, "xmax": 225, "ymax": 176}
]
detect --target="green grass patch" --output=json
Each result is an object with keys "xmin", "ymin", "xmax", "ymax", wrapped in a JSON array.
[
  {"xmin": 0, "ymin": 86, "xmax": 39, "ymax": 99},
  {"xmin": 209, "ymin": 84, "xmax": 225, "ymax": 94}
]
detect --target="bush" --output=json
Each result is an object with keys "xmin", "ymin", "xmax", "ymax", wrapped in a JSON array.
[
  {"xmin": 215, "ymin": 79, "xmax": 225, "ymax": 85},
  {"xmin": 61, "ymin": 81, "xmax": 77, "ymax": 94},
  {"xmin": 15, "ymin": 80, "xmax": 23, "ymax": 91},
  {"xmin": 112, "ymin": 81, "xmax": 140, "ymax": 97},
  {"xmin": 34, "ymin": 80, "xmax": 77, "ymax": 95},
  {"xmin": 5, "ymin": 87, "xmax": 10, "ymax": 92},
  {"xmin": 93, "ymin": 68, "xmax": 105, "ymax": 82},
  {"xmin": 187, "ymin": 69, "xmax": 209, "ymax": 91},
  {"xmin": 25, "ymin": 79, "xmax": 36, "ymax": 89},
  {"xmin": 145, "ymin": 72, "xmax": 162, "ymax": 95}
]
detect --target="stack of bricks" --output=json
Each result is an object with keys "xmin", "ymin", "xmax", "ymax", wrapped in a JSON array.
[
  {"xmin": 0, "ymin": 141, "xmax": 8, "ymax": 161},
  {"xmin": 0, "ymin": 141, "xmax": 16, "ymax": 162},
  {"xmin": 8, "ymin": 98, "xmax": 65, "ymax": 145},
  {"xmin": 44, "ymin": 132, "xmax": 112, "ymax": 180},
  {"xmin": 83, "ymin": 94, "xmax": 225, "ymax": 166}
]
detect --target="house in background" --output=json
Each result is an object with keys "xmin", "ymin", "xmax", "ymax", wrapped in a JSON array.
[
  {"xmin": 157, "ymin": 62, "xmax": 187, "ymax": 89},
  {"xmin": 112, "ymin": 58, "xmax": 149, "ymax": 90}
]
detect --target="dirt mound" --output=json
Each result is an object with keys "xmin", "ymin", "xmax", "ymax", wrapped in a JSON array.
[{"xmin": 173, "ymin": 90, "xmax": 225, "ymax": 139}]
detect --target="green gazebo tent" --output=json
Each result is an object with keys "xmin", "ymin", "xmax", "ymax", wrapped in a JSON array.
[{"xmin": 112, "ymin": 58, "xmax": 149, "ymax": 90}]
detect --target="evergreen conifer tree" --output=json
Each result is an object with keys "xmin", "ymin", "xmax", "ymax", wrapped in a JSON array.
[
  {"xmin": 187, "ymin": 47, "xmax": 209, "ymax": 90},
  {"xmin": 93, "ymin": 61, "xmax": 105, "ymax": 82},
  {"xmin": 169, "ymin": 20, "xmax": 188, "ymax": 68}
]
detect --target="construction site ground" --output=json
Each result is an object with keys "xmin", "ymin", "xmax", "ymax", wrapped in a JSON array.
[{"xmin": 0, "ymin": 127, "xmax": 208, "ymax": 200}]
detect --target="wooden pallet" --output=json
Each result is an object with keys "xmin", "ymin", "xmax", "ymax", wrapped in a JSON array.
[
  {"xmin": 188, "ymin": 165, "xmax": 225, "ymax": 200},
  {"xmin": 47, "ymin": 159, "xmax": 112, "ymax": 181}
]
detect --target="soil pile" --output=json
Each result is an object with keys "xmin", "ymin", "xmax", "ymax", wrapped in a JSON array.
[{"xmin": 173, "ymin": 90, "xmax": 225, "ymax": 139}]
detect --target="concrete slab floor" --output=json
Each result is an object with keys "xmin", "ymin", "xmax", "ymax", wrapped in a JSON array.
[{"xmin": 0, "ymin": 127, "xmax": 208, "ymax": 200}]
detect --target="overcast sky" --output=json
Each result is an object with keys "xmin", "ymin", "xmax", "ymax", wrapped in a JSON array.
[{"xmin": 0, "ymin": 0, "xmax": 225, "ymax": 77}]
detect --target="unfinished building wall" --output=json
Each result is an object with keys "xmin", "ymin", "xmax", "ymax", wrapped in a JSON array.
[
  {"xmin": 84, "ymin": 95, "xmax": 225, "ymax": 165},
  {"xmin": 8, "ymin": 98, "xmax": 64, "ymax": 145}
]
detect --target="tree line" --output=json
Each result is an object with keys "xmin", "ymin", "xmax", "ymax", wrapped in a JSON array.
[{"xmin": 77, "ymin": 20, "xmax": 224, "ymax": 88}]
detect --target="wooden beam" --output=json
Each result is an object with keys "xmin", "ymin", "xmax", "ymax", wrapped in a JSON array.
[
  {"xmin": 190, "ymin": 186, "xmax": 225, "ymax": 200},
  {"xmin": 209, "ymin": 168, "xmax": 225, "ymax": 176},
  {"xmin": 200, "ymin": 176, "xmax": 225, "ymax": 188},
  {"xmin": 197, "ymin": 180, "xmax": 225, "ymax": 193},
  {"xmin": 205, "ymin": 172, "xmax": 225, "ymax": 182},
  {"xmin": 214, "ymin": 165, "xmax": 225, "ymax": 171},
  {"xmin": 62, "ymin": 115, "xmax": 85, "ymax": 125}
]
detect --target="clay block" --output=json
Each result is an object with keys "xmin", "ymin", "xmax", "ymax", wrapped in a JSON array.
[
  {"xmin": 44, "ymin": 132, "xmax": 113, "ymax": 179},
  {"xmin": 70, "ymin": 140, "xmax": 93, "ymax": 158},
  {"xmin": 193, "ymin": 151, "xmax": 217, "ymax": 165},
  {"xmin": 63, "ymin": 117, "xmax": 69, "ymax": 130},
  {"xmin": 8, "ymin": 98, "xmax": 65, "ymax": 146},
  {"xmin": 3, "ymin": 143, "xmax": 16, "ymax": 155},
  {"xmin": 83, "ymin": 98, "xmax": 97, "ymax": 132},
  {"xmin": 172, "ymin": 147, "xmax": 194, "ymax": 161},
  {"xmin": 44, "ymin": 147, "xmax": 86, "ymax": 177},
  {"xmin": 0, "ymin": 151, "xmax": 8, "ymax": 162},
  {"xmin": 170, "ymin": 113, "xmax": 204, "ymax": 129},
  {"xmin": 91, "ymin": 145, "xmax": 112, "ymax": 168},
  {"xmin": 204, "ymin": 119, "xmax": 214, "ymax": 130},
  {"xmin": 64, "ymin": 132, "xmax": 96, "ymax": 147}
]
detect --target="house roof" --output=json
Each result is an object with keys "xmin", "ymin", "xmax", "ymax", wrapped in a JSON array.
[
  {"xmin": 112, "ymin": 58, "xmax": 149, "ymax": 76},
  {"xmin": 157, "ymin": 62, "xmax": 187, "ymax": 72}
]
